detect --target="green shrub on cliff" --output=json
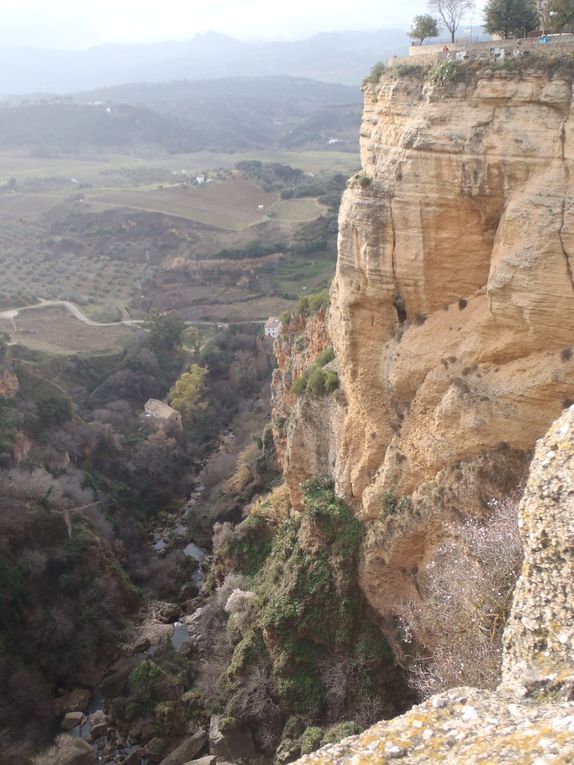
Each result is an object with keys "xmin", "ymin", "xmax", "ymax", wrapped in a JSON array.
[
  {"xmin": 219, "ymin": 476, "xmax": 398, "ymax": 739},
  {"xmin": 307, "ymin": 367, "xmax": 339, "ymax": 396},
  {"xmin": 430, "ymin": 60, "xmax": 464, "ymax": 86},
  {"xmin": 293, "ymin": 288, "xmax": 330, "ymax": 318},
  {"xmin": 291, "ymin": 347, "xmax": 338, "ymax": 397},
  {"xmin": 300, "ymin": 726, "xmax": 324, "ymax": 753},
  {"xmin": 366, "ymin": 61, "xmax": 386, "ymax": 84}
]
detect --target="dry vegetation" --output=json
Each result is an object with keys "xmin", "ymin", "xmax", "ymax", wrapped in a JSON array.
[{"xmin": 397, "ymin": 497, "xmax": 523, "ymax": 696}]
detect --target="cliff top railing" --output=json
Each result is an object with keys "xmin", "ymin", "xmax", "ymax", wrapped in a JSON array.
[{"xmin": 388, "ymin": 33, "xmax": 574, "ymax": 67}]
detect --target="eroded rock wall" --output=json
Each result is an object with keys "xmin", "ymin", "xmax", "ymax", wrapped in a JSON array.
[
  {"xmin": 292, "ymin": 405, "xmax": 574, "ymax": 765},
  {"xmin": 272, "ymin": 63, "xmax": 574, "ymax": 651},
  {"xmin": 272, "ymin": 309, "xmax": 342, "ymax": 511},
  {"xmin": 332, "ymin": 69, "xmax": 574, "ymax": 519}
]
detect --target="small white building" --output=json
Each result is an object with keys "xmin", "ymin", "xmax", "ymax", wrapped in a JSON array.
[{"xmin": 264, "ymin": 316, "xmax": 282, "ymax": 339}]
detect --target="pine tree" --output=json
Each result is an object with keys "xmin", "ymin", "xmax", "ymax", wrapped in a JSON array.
[{"xmin": 483, "ymin": 0, "xmax": 538, "ymax": 37}]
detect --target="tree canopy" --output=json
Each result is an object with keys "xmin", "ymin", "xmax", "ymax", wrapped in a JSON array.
[
  {"xmin": 144, "ymin": 310, "xmax": 185, "ymax": 353},
  {"xmin": 548, "ymin": 0, "xmax": 574, "ymax": 30},
  {"xmin": 410, "ymin": 14, "xmax": 440, "ymax": 44},
  {"xmin": 168, "ymin": 364, "xmax": 208, "ymax": 422},
  {"xmin": 182, "ymin": 326, "xmax": 201, "ymax": 354},
  {"xmin": 483, "ymin": 0, "xmax": 538, "ymax": 37},
  {"xmin": 429, "ymin": 0, "xmax": 475, "ymax": 42}
]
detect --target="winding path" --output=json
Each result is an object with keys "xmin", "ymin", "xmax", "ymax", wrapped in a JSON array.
[
  {"xmin": 0, "ymin": 299, "xmax": 143, "ymax": 327},
  {"xmin": 0, "ymin": 299, "xmax": 267, "ymax": 331}
]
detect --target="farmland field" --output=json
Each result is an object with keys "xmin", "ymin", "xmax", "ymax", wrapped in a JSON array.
[
  {"xmin": 0, "ymin": 146, "xmax": 353, "ymax": 353},
  {"xmin": 0, "ymin": 306, "xmax": 137, "ymax": 354},
  {"xmin": 271, "ymin": 197, "xmax": 323, "ymax": 222},
  {"xmin": 86, "ymin": 176, "xmax": 278, "ymax": 229},
  {"xmin": 0, "ymin": 149, "xmax": 359, "ymax": 185}
]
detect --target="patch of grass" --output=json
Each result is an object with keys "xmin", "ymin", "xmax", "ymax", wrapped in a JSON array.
[
  {"xmin": 366, "ymin": 62, "xmax": 386, "ymax": 84},
  {"xmin": 393, "ymin": 64, "xmax": 427, "ymax": 78}
]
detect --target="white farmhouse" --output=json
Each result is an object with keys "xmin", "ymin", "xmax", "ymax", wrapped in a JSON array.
[{"xmin": 264, "ymin": 316, "xmax": 282, "ymax": 339}]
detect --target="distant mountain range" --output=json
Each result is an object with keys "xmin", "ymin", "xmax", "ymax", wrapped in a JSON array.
[
  {"xmin": 0, "ymin": 29, "xmax": 409, "ymax": 94},
  {"xmin": 0, "ymin": 77, "xmax": 363, "ymax": 152}
]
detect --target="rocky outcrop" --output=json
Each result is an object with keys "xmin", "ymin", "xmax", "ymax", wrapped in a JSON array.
[
  {"xmin": 158, "ymin": 729, "xmax": 208, "ymax": 765},
  {"xmin": 33, "ymin": 735, "xmax": 97, "ymax": 765},
  {"xmin": 332, "ymin": 66, "xmax": 574, "ymax": 518},
  {"xmin": 278, "ymin": 66, "xmax": 574, "ymax": 512},
  {"xmin": 501, "ymin": 405, "xmax": 574, "ymax": 698},
  {"xmin": 273, "ymin": 62, "xmax": 574, "ymax": 635},
  {"xmin": 272, "ymin": 309, "xmax": 341, "ymax": 511},
  {"xmin": 292, "ymin": 405, "xmax": 574, "ymax": 765}
]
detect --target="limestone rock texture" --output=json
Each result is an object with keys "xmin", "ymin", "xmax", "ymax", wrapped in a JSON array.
[
  {"xmin": 272, "ymin": 309, "xmax": 343, "ymax": 511},
  {"xmin": 272, "ymin": 65, "xmax": 574, "ymax": 632},
  {"xmin": 501, "ymin": 405, "xmax": 574, "ymax": 697},
  {"xmin": 331, "ymin": 68, "xmax": 574, "ymax": 519},
  {"xmin": 292, "ymin": 406, "xmax": 574, "ymax": 765}
]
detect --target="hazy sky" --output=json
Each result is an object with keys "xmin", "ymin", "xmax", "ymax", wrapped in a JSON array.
[{"xmin": 1, "ymin": 0, "xmax": 483, "ymax": 48}]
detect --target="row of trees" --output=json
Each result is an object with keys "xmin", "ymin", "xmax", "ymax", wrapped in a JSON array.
[{"xmin": 410, "ymin": 0, "xmax": 574, "ymax": 45}]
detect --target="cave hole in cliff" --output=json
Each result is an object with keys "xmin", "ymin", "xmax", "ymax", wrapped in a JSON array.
[{"xmin": 393, "ymin": 293, "xmax": 407, "ymax": 325}]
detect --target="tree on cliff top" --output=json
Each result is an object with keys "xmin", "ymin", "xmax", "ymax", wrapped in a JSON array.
[
  {"xmin": 428, "ymin": 0, "xmax": 475, "ymax": 42},
  {"xmin": 483, "ymin": 0, "xmax": 538, "ymax": 37},
  {"xmin": 410, "ymin": 14, "xmax": 440, "ymax": 44},
  {"xmin": 548, "ymin": 0, "xmax": 574, "ymax": 31}
]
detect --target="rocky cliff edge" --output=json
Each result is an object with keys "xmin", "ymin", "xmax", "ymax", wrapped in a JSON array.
[
  {"xmin": 293, "ymin": 404, "xmax": 574, "ymax": 764},
  {"xmin": 273, "ymin": 61, "xmax": 574, "ymax": 643}
]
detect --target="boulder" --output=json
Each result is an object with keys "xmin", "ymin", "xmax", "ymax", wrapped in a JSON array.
[
  {"xmin": 61, "ymin": 711, "xmax": 84, "ymax": 730},
  {"xmin": 209, "ymin": 715, "xmax": 255, "ymax": 761},
  {"xmin": 182, "ymin": 757, "xmax": 217, "ymax": 765},
  {"xmin": 158, "ymin": 729, "xmax": 208, "ymax": 765},
  {"xmin": 133, "ymin": 636, "xmax": 151, "ymax": 653},
  {"xmin": 144, "ymin": 736, "xmax": 167, "ymax": 760},
  {"xmin": 157, "ymin": 602, "xmax": 182, "ymax": 623},
  {"xmin": 53, "ymin": 687, "xmax": 91, "ymax": 715},
  {"xmin": 33, "ymin": 735, "xmax": 96, "ymax": 765}
]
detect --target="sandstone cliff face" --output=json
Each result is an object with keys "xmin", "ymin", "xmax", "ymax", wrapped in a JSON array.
[
  {"xmin": 332, "ymin": 68, "xmax": 574, "ymax": 518},
  {"xmin": 293, "ymin": 406, "xmax": 574, "ymax": 765},
  {"xmin": 272, "ymin": 65, "xmax": 574, "ymax": 634},
  {"xmin": 501, "ymin": 406, "xmax": 574, "ymax": 698},
  {"xmin": 272, "ymin": 309, "xmax": 342, "ymax": 511}
]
